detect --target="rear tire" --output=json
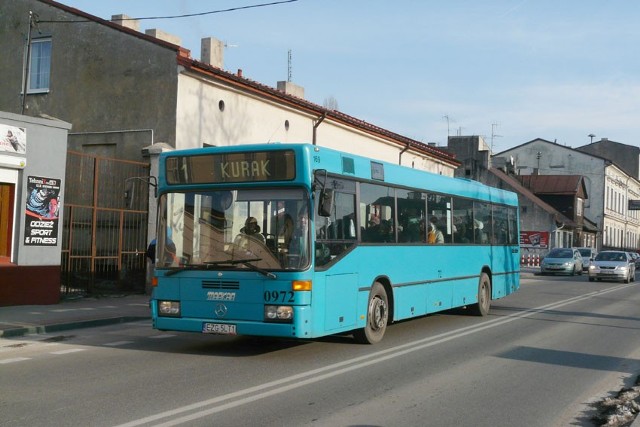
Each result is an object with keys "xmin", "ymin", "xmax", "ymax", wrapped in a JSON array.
[
  {"xmin": 469, "ymin": 272, "xmax": 491, "ymax": 316},
  {"xmin": 353, "ymin": 282, "xmax": 389, "ymax": 344}
]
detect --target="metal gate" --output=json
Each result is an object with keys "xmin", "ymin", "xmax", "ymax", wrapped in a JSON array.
[{"xmin": 61, "ymin": 151, "xmax": 150, "ymax": 296}]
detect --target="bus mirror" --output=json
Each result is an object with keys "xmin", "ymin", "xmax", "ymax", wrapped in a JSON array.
[{"xmin": 318, "ymin": 189, "xmax": 334, "ymax": 217}]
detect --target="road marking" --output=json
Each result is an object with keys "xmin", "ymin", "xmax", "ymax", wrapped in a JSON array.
[
  {"xmin": 115, "ymin": 282, "xmax": 635, "ymax": 427},
  {"xmin": 149, "ymin": 334, "xmax": 176, "ymax": 339},
  {"xmin": 50, "ymin": 348, "xmax": 86, "ymax": 355},
  {"xmin": 0, "ymin": 357, "xmax": 31, "ymax": 364},
  {"xmin": 104, "ymin": 341, "xmax": 134, "ymax": 347}
]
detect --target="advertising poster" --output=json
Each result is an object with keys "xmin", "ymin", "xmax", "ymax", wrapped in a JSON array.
[
  {"xmin": 24, "ymin": 176, "xmax": 61, "ymax": 246},
  {"xmin": 0, "ymin": 124, "xmax": 27, "ymax": 154},
  {"xmin": 520, "ymin": 231, "xmax": 549, "ymax": 248}
]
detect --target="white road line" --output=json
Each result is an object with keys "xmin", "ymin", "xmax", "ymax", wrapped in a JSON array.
[
  {"xmin": 104, "ymin": 341, "xmax": 134, "ymax": 347},
  {"xmin": 50, "ymin": 348, "xmax": 86, "ymax": 355},
  {"xmin": 0, "ymin": 357, "xmax": 31, "ymax": 364},
  {"xmin": 149, "ymin": 334, "xmax": 176, "ymax": 339},
  {"xmin": 115, "ymin": 283, "xmax": 634, "ymax": 427}
]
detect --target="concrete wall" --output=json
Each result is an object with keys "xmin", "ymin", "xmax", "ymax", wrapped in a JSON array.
[
  {"xmin": 578, "ymin": 139, "xmax": 640, "ymax": 181},
  {"xmin": 0, "ymin": 0, "xmax": 180, "ymax": 162},
  {"xmin": 0, "ymin": 111, "xmax": 71, "ymax": 305}
]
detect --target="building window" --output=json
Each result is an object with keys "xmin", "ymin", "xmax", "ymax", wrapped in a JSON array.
[
  {"xmin": 576, "ymin": 198, "xmax": 583, "ymax": 217},
  {"xmin": 28, "ymin": 38, "xmax": 52, "ymax": 93}
]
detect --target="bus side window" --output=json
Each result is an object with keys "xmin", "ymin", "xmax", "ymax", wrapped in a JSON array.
[{"xmin": 315, "ymin": 190, "xmax": 356, "ymax": 267}]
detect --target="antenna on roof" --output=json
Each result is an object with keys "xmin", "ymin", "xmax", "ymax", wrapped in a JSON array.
[
  {"xmin": 287, "ymin": 49, "xmax": 292, "ymax": 82},
  {"xmin": 491, "ymin": 122, "xmax": 502, "ymax": 152}
]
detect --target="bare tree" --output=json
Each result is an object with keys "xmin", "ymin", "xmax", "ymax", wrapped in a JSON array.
[{"xmin": 323, "ymin": 96, "xmax": 339, "ymax": 111}]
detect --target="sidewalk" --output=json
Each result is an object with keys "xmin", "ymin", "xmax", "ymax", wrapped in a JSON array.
[{"xmin": 0, "ymin": 294, "xmax": 151, "ymax": 338}]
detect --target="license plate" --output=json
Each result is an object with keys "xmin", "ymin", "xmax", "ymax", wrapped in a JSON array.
[{"xmin": 202, "ymin": 322, "xmax": 237, "ymax": 335}]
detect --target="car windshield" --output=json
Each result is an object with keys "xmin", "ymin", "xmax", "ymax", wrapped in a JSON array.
[
  {"xmin": 156, "ymin": 188, "xmax": 310, "ymax": 271},
  {"xmin": 548, "ymin": 248, "xmax": 573, "ymax": 258},
  {"xmin": 595, "ymin": 252, "xmax": 626, "ymax": 262},
  {"xmin": 578, "ymin": 249, "xmax": 591, "ymax": 257}
]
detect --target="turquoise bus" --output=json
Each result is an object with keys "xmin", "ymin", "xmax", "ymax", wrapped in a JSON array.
[{"xmin": 151, "ymin": 143, "xmax": 520, "ymax": 344}]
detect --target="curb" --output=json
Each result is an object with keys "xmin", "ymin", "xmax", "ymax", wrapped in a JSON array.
[{"xmin": 0, "ymin": 316, "xmax": 149, "ymax": 338}]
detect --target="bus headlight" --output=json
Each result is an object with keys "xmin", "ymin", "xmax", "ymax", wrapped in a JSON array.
[
  {"xmin": 264, "ymin": 305, "xmax": 293, "ymax": 323},
  {"xmin": 158, "ymin": 300, "xmax": 181, "ymax": 317}
]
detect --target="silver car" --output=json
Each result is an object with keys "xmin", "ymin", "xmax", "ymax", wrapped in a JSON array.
[
  {"xmin": 588, "ymin": 251, "xmax": 636, "ymax": 283},
  {"xmin": 540, "ymin": 248, "xmax": 583, "ymax": 275},
  {"xmin": 577, "ymin": 247, "xmax": 597, "ymax": 271}
]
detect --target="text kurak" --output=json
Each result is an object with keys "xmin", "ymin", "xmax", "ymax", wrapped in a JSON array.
[{"xmin": 220, "ymin": 159, "xmax": 270, "ymax": 180}]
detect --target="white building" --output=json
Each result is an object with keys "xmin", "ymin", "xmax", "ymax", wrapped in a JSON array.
[{"xmin": 497, "ymin": 138, "xmax": 640, "ymax": 251}]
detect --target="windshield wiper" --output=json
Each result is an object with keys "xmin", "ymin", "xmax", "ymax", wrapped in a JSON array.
[
  {"xmin": 236, "ymin": 260, "xmax": 277, "ymax": 279},
  {"xmin": 162, "ymin": 258, "xmax": 276, "ymax": 279}
]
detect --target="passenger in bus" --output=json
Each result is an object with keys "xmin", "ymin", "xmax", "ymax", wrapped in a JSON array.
[
  {"xmin": 209, "ymin": 191, "xmax": 233, "ymax": 229},
  {"xmin": 281, "ymin": 214, "xmax": 294, "ymax": 249},
  {"xmin": 239, "ymin": 216, "xmax": 265, "ymax": 243},
  {"xmin": 427, "ymin": 217, "xmax": 444, "ymax": 244},
  {"xmin": 474, "ymin": 219, "xmax": 488, "ymax": 244},
  {"xmin": 287, "ymin": 209, "xmax": 309, "ymax": 267}
]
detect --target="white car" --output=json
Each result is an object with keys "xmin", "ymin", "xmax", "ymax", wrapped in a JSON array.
[{"xmin": 588, "ymin": 251, "xmax": 635, "ymax": 283}]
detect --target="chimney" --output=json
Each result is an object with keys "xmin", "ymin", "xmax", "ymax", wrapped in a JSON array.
[
  {"xmin": 111, "ymin": 14, "xmax": 139, "ymax": 32},
  {"xmin": 277, "ymin": 81, "xmax": 304, "ymax": 99},
  {"xmin": 145, "ymin": 29, "xmax": 182, "ymax": 46},
  {"xmin": 201, "ymin": 37, "xmax": 224, "ymax": 69}
]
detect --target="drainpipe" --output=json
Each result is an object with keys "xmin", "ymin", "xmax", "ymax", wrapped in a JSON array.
[
  {"xmin": 312, "ymin": 113, "xmax": 326, "ymax": 145},
  {"xmin": 399, "ymin": 142, "xmax": 410, "ymax": 165},
  {"xmin": 21, "ymin": 11, "xmax": 34, "ymax": 115}
]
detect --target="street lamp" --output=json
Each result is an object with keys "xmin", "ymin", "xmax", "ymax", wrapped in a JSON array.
[{"xmin": 588, "ymin": 133, "xmax": 596, "ymax": 144}]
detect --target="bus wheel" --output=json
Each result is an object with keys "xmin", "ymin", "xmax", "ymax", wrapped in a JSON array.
[
  {"xmin": 469, "ymin": 273, "xmax": 491, "ymax": 316},
  {"xmin": 354, "ymin": 282, "xmax": 388, "ymax": 344}
]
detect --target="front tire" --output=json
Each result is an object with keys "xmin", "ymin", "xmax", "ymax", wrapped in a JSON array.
[
  {"xmin": 354, "ymin": 282, "xmax": 389, "ymax": 344},
  {"xmin": 469, "ymin": 272, "xmax": 491, "ymax": 316}
]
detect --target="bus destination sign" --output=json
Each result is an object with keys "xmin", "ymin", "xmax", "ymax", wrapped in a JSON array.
[{"xmin": 166, "ymin": 150, "xmax": 296, "ymax": 184}]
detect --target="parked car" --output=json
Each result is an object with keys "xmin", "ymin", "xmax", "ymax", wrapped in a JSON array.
[
  {"xmin": 540, "ymin": 248, "xmax": 583, "ymax": 275},
  {"xmin": 588, "ymin": 251, "xmax": 636, "ymax": 283},
  {"xmin": 577, "ymin": 247, "xmax": 597, "ymax": 271},
  {"xmin": 629, "ymin": 252, "xmax": 640, "ymax": 268}
]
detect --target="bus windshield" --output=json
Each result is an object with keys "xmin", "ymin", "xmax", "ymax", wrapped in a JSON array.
[{"xmin": 156, "ymin": 188, "xmax": 310, "ymax": 271}]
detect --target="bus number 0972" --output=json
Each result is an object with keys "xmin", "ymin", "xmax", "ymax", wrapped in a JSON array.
[{"xmin": 264, "ymin": 290, "xmax": 294, "ymax": 303}]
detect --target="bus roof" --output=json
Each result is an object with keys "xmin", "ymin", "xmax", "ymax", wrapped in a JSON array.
[{"xmin": 158, "ymin": 143, "xmax": 518, "ymax": 206}]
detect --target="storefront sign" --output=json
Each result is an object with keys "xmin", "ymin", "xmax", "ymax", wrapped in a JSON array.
[
  {"xmin": 520, "ymin": 231, "xmax": 549, "ymax": 248},
  {"xmin": 24, "ymin": 176, "xmax": 61, "ymax": 246}
]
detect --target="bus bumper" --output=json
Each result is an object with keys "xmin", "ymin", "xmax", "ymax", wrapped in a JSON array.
[{"xmin": 152, "ymin": 304, "xmax": 313, "ymax": 339}]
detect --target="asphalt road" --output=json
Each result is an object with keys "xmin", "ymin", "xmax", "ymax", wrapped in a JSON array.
[{"xmin": 2, "ymin": 273, "xmax": 640, "ymax": 427}]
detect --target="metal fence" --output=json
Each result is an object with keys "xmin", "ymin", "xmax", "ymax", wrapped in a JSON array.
[{"xmin": 61, "ymin": 151, "xmax": 150, "ymax": 296}]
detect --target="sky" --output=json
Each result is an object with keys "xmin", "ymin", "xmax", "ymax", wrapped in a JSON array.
[{"xmin": 57, "ymin": 0, "xmax": 640, "ymax": 153}]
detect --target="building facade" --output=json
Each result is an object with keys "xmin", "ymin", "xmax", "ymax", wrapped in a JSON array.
[
  {"xmin": 497, "ymin": 138, "xmax": 640, "ymax": 252},
  {"xmin": 0, "ymin": 0, "xmax": 459, "ymax": 174},
  {"xmin": 0, "ymin": 111, "xmax": 70, "ymax": 305}
]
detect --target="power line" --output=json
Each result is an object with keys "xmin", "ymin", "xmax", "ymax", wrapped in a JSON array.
[{"xmin": 37, "ymin": 0, "xmax": 299, "ymax": 24}]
